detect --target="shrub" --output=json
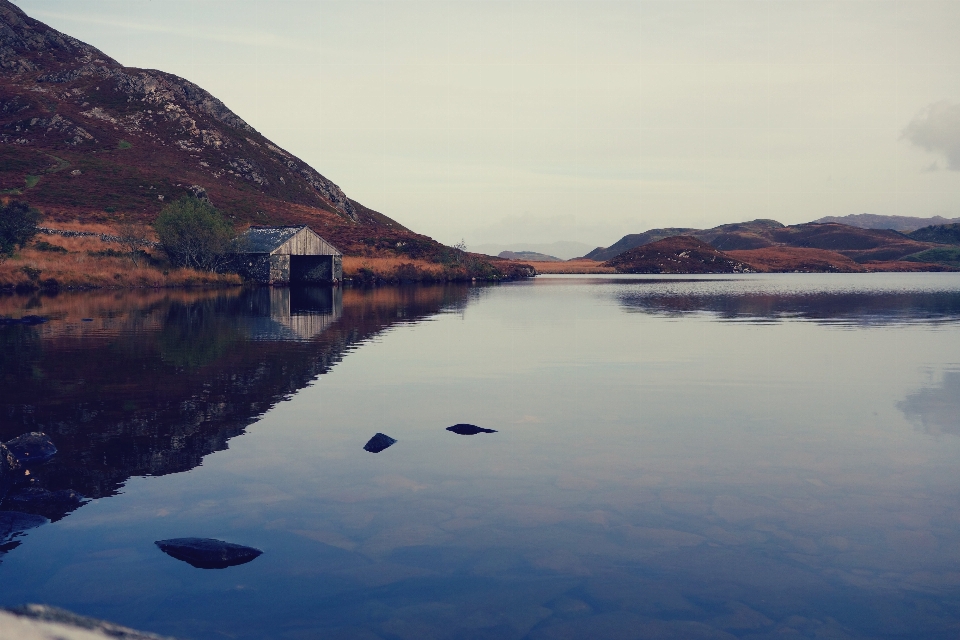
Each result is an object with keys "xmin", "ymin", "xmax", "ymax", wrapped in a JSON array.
[
  {"xmin": 154, "ymin": 196, "xmax": 234, "ymax": 271},
  {"xmin": 34, "ymin": 240, "xmax": 67, "ymax": 253},
  {"xmin": 0, "ymin": 200, "xmax": 41, "ymax": 261}
]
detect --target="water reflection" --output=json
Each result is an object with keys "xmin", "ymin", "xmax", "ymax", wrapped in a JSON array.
[
  {"xmin": 609, "ymin": 275, "xmax": 960, "ymax": 324},
  {"xmin": 2, "ymin": 276, "xmax": 960, "ymax": 639},
  {"xmin": 899, "ymin": 370, "xmax": 960, "ymax": 436},
  {"xmin": 0, "ymin": 285, "xmax": 470, "ymax": 558}
]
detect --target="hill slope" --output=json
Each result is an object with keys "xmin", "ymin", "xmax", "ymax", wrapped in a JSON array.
[{"xmin": 0, "ymin": 0, "xmax": 527, "ymax": 281}]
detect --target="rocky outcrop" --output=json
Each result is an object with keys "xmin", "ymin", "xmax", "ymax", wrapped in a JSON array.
[{"xmin": 1, "ymin": 604, "xmax": 177, "ymax": 640}]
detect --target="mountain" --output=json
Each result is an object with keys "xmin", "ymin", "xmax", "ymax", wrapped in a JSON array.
[
  {"xmin": 589, "ymin": 220, "xmax": 936, "ymax": 265},
  {"xmin": 603, "ymin": 236, "xmax": 754, "ymax": 274},
  {"xmin": 585, "ymin": 220, "xmax": 784, "ymax": 261},
  {"xmin": 812, "ymin": 213, "xmax": 960, "ymax": 232},
  {"xmin": 470, "ymin": 241, "xmax": 594, "ymax": 261},
  {"xmin": 0, "ymin": 0, "xmax": 524, "ymax": 278},
  {"xmin": 908, "ymin": 223, "xmax": 960, "ymax": 245},
  {"xmin": 498, "ymin": 250, "xmax": 561, "ymax": 262}
]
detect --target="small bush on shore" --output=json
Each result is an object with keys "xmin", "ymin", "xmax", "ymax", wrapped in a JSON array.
[
  {"xmin": 0, "ymin": 200, "xmax": 41, "ymax": 261},
  {"xmin": 154, "ymin": 196, "xmax": 234, "ymax": 271}
]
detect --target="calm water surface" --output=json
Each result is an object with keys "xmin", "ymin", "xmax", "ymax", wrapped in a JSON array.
[{"xmin": 2, "ymin": 274, "xmax": 960, "ymax": 639}]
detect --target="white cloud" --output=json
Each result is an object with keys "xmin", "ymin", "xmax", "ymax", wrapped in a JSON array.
[{"xmin": 903, "ymin": 101, "xmax": 960, "ymax": 171}]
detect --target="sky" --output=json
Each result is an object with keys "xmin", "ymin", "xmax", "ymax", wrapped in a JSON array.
[{"xmin": 12, "ymin": 0, "xmax": 960, "ymax": 248}]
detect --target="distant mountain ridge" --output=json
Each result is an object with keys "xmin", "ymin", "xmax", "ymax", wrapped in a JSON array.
[
  {"xmin": 813, "ymin": 213, "xmax": 960, "ymax": 232},
  {"xmin": 586, "ymin": 218, "xmax": 954, "ymax": 266},
  {"xmin": 497, "ymin": 250, "xmax": 561, "ymax": 262},
  {"xmin": 471, "ymin": 241, "xmax": 593, "ymax": 261}
]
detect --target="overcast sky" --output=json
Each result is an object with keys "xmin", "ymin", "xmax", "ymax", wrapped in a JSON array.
[{"xmin": 13, "ymin": 0, "xmax": 960, "ymax": 247}]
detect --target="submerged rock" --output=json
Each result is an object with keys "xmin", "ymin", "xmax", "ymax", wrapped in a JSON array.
[
  {"xmin": 446, "ymin": 424, "xmax": 497, "ymax": 435},
  {"xmin": 4, "ymin": 432, "xmax": 57, "ymax": 466},
  {"xmin": 363, "ymin": 433, "xmax": 397, "ymax": 453},
  {"xmin": 5, "ymin": 487, "xmax": 86, "ymax": 521},
  {"xmin": 155, "ymin": 537, "xmax": 263, "ymax": 569}
]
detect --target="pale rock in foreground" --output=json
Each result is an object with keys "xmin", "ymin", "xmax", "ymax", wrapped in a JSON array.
[{"xmin": 0, "ymin": 604, "xmax": 177, "ymax": 640}]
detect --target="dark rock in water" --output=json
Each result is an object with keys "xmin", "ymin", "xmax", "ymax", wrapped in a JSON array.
[
  {"xmin": 155, "ymin": 537, "xmax": 262, "ymax": 569},
  {"xmin": 18, "ymin": 315, "xmax": 49, "ymax": 325},
  {"xmin": 0, "ymin": 444, "xmax": 17, "ymax": 501},
  {"xmin": 5, "ymin": 487, "xmax": 87, "ymax": 521},
  {"xmin": 363, "ymin": 432, "xmax": 397, "ymax": 453},
  {"xmin": 4, "ymin": 432, "xmax": 57, "ymax": 466},
  {"xmin": 447, "ymin": 424, "xmax": 497, "ymax": 435}
]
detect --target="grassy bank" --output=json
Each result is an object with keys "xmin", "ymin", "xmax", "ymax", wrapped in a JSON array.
[
  {"xmin": 0, "ymin": 224, "xmax": 240, "ymax": 291},
  {"xmin": 342, "ymin": 255, "xmax": 535, "ymax": 284},
  {"xmin": 1, "ymin": 222, "xmax": 534, "ymax": 291}
]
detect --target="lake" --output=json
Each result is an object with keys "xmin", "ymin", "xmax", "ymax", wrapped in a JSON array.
[{"xmin": 2, "ymin": 274, "xmax": 960, "ymax": 639}]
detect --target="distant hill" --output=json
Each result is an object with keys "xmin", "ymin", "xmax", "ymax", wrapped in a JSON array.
[
  {"xmin": 471, "ymin": 241, "xmax": 593, "ymax": 261},
  {"xmin": 813, "ymin": 214, "xmax": 960, "ymax": 232},
  {"xmin": 584, "ymin": 228, "xmax": 698, "ymax": 262},
  {"xmin": 907, "ymin": 223, "xmax": 960, "ymax": 245},
  {"xmin": 498, "ymin": 250, "xmax": 561, "ymax": 262},
  {"xmin": 586, "ymin": 220, "xmax": 786, "ymax": 261},
  {"xmin": 602, "ymin": 236, "xmax": 955, "ymax": 274},
  {"xmin": 603, "ymin": 236, "xmax": 754, "ymax": 274},
  {"xmin": 589, "ymin": 220, "xmax": 934, "ymax": 265}
]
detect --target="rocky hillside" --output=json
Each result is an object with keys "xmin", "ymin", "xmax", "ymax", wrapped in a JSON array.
[{"xmin": 0, "ymin": 1, "xmax": 527, "ymax": 280}]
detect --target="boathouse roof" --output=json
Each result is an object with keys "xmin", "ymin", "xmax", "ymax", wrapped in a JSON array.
[{"xmin": 235, "ymin": 226, "xmax": 341, "ymax": 256}]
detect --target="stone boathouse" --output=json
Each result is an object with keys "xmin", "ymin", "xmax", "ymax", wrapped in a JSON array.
[{"xmin": 233, "ymin": 226, "xmax": 342, "ymax": 285}]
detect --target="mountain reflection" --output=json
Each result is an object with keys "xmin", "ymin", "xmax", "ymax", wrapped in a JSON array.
[
  {"xmin": 616, "ymin": 288, "xmax": 960, "ymax": 324},
  {"xmin": 0, "ymin": 285, "xmax": 470, "ymax": 555}
]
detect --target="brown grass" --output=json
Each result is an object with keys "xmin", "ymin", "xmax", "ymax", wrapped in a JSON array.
[
  {"xmin": 1, "ymin": 245, "xmax": 239, "ymax": 290},
  {"xmin": 530, "ymin": 258, "xmax": 616, "ymax": 274},
  {"xmin": 727, "ymin": 247, "xmax": 864, "ymax": 273},
  {"xmin": 861, "ymin": 260, "xmax": 958, "ymax": 272},
  {"xmin": 342, "ymin": 255, "xmax": 447, "ymax": 278}
]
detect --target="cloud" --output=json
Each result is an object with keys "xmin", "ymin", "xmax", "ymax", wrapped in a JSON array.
[{"xmin": 903, "ymin": 101, "xmax": 960, "ymax": 170}]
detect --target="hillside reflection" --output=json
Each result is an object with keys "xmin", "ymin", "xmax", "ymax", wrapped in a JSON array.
[
  {"xmin": 0, "ymin": 285, "xmax": 470, "ymax": 553},
  {"xmin": 616, "ymin": 288, "xmax": 960, "ymax": 324}
]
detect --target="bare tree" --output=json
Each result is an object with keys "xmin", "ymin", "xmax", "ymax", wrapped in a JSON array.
[
  {"xmin": 453, "ymin": 238, "xmax": 467, "ymax": 266},
  {"xmin": 117, "ymin": 222, "xmax": 151, "ymax": 266}
]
